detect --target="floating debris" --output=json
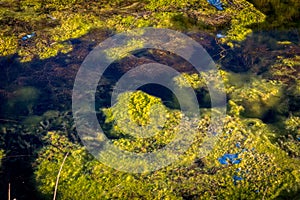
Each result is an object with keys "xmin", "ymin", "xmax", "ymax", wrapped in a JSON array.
[
  {"xmin": 218, "ymin": 153, "xmax": 241, "ymax": 165},
  {"xmin": 47, "ymin": 14, "xmax": 57, "ymax": 20},
  {"xmin": 232, "ymin": 158, "xmax": 241, "ymax": 164},
  {"xmin": 216, "ymin": 33, "xmax": 226, "ymax": 38},
  {"xmin": 218, "ymin": 156, "xmax": 228, "ymax": 164},
  {"xmin": 207, "ymin": 0, "xmax": 224, "ymax": 11},
  {"xmin": 236, "ymin": 168, "xmax": 241, "ymax": 172},
  {"xmin": 22, "ymin": 32, "xmax": 35, "ymax": 41},
  {"xmin": 236, "ymin": 142, "xmax": 241, "ymax": 148},
  {"xmin": 296, "ymin": 135, "xmax": 300, "ymax": 141}
]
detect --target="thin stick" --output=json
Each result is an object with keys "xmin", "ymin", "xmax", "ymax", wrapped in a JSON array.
[
  {"xmin": 53, "ymin": 152, "xmax": 69, "ymax": 200},
  {"xmin": 262, "ymin": 186, "xmax": 268, "ymax": 200},
  {"xmin": 8, "ymin": 183, "xmax": 10, "ymax": 200},
  {"xmin": 0, "ymin": 119, "xmax": 19, "ymax": 123}
]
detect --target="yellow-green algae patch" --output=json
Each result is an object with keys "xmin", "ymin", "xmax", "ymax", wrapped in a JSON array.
[
  {"xmin": 33, "ymin": 102, "xmax": 300, "ymax": 199},
  {"xmin": 0, "ymin": 0, "xmax": 266, "ymax": 61}
]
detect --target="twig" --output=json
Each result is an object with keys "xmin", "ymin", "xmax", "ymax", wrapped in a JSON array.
[
  {"xmin": 8, "ymin": 183, "xmax": 10, "ymax": 200},
  {"xmin": 0, "ymin": 119, "xmax": 19, "ymax": 123},
  {"xmin": 53, "ymin": 152, "xmax": 69, "ymax": 200},
  {"xmin": 262, "ymin": 186, "xmax": 268, "ymax": 200}
]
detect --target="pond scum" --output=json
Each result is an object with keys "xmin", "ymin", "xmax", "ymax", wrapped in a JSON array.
[{"xmin": 0, "ymin": 0, "xmax": 300, "ymax": 199}]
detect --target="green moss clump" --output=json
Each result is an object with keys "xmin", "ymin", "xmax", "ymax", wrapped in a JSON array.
[
  {"xmin": 145, "ymin": 0, "xmax": 188, "ymax": 11},
  {"xmin": 0, "ymin": 149, "xmax": 4, "ymax": 168},
  {"xmin": 34, "ymin": 114, "xmax": 300, "ymax": 199},
  {"xmin": 285, "ymin": 116, "xmax": 300, "ymax": 135},
  {"xmin": 50, "ymin": 13, "xmax": 103, "ymax": 42},
  {"xmin": 173, "ymin": 71, "xmax": 288, "ymax": 119},
  {"xmin": 0, "ymin": 0, "xmax": 266, "ymax": 60},
  {"xmin": 0, "ymin": 34, "xmax": 18, "ymax": 56},
  {"xmin": 102, "ymin": 91, "xmax": 178, "ymax": 143},
  {"xmin": 201, "ymin": 116, "xmax": 300, "ymax": 199},
  {"xmin": 230, "ymin": 79, "xmax": 285, "ymax": 118},
  {"xmin": 34, "ymin": 131, "xmax": 179, "ymax": 199},
  {"xmin": 269, "ymin": 55, "xmax": 300, "ymax": 84},
  {"xmin": 17, "ymin": 12, "xmax": 103, "ymax": 62},
  {"xmin": 173, "ymin": 70, "xmax": 230, "ymax": 93},
  {"xmin": 225, "ymin": 2, "xmax": 266, "ymax": 43},
  {"xmin": 0, "ymin": 2, "xmax": 104, "ymax": 61},
  {"xmin": 104, "ymin": 38, "xmax": 144, "ymax": 60}
]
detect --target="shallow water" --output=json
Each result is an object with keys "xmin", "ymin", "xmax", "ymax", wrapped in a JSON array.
[{"xmin": 0, "ymin": 0, "xmax": 299, "ymax": 199}]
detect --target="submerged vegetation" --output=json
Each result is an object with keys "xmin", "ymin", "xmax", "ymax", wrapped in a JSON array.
[
  {"xmin": 0, "ymin": 0, "xmax": 267, "ymax": 61},
  {"xmin": 33, "ymin": 111, "xmax": 300, "ymax": 199},
  {"xmin": 0, "ymin": 0, "xmax": 300, "ymax": 199}
]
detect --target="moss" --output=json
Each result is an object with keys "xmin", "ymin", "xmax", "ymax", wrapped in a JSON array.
[
  {"xmin": 34, "ymin": 90, "xmax": 299, "ymax": 199},
  {"xmin": 104, "ymin": 38, "xmax": 144, "ymax": 60},
  {"xmin": 203, "ymin": 116, "xmax": 300, "ymax": 199},
  {"xmin": 173, "ymin": 69, "xmax": 231, "ymax": 93},
  {"xmin": 285, "ymin": 116, "xmax": 300, "ymax": 135},
  {"xmin": 225, "ymin": 2, "xmax": 266, "ymax": 43},
  {"xmin": 0, "ymin": 2, "xmax": 104, "ymax": 60},
  {"xmin": 0, "ymin": 34, "xmax": 18, "ymax": 56},
  {"xmin": 34, "ymin": 114, "xmax": 300, "ymax": 199},
  {"xmin": 269, "ymin": 55, "xmax": 300, "ymax": 84},
  {"xmin": 50, "ymin": 12, "xmax": 103, "ymax": 42},
  {"xmin": 0, "ymin": 0, "xmax": 266, "ymax": 60},
  {"xmin": 0, "ymin": 149, "xmax": 4, "ymax": 168},
  {"xmin": 34, "ymin": 131, "xmax": 180, "ymax": 199},
  {"xmin": 279, "ymin": 134, "xmax": 300, "ymax": 158},
  {"xmin": 230, "ymin": 78, "xmax": 285, "ymax": 118},
  {"xmin": 173, "ymin": 71, "xmax": 288, "ymax": 119},
  {"xmin": 102, "ymin": 91, "xmax": 178, "ymax": 145},
  {"xmin": 249, "ymin": 0, "xmax": 300, "ymax": 29},
  {"xmin": 16, "ymin": 12, "xmax": 103, "ymax": 62},
  {"xmin": 145, "ymin": 0, "xmax": 189, "ymax": 11}
]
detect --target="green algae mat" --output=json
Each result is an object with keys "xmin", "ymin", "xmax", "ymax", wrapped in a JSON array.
[{"xmin": 0, "ymin": 0, "xmax": 300, "ymax": 199}]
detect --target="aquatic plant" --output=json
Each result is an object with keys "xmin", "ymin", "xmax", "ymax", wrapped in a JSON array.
[
  {"xmin": 0, "ymin": 0, "xmax": 265, "ymax": 60},
  {"xmin": 269, "ymin": 55, "xmax": 300, "ymax": 84},
  {"xmin": 102, "ymin": 91, "xmax": 179, "ymax": 144},
  {"xmin": 104, "ymin": 38, "xmax": 144, "ymax": 60},
  {"xmin": 278, "ymin": 134, "xmax": 300, "ymax": 158},
  {"xmin": 173, "ymin": 69, "xmax": 231, "ymax": 93},
  {"xmin": 224, "ymin": 1, "xmax": 266, "ymax": 44},
  {"xmin": 0, "ymin": 34, "xmax": 18, "ymax": 56},
  {"xmin": 0, "ymin": 150, "xmax": 4, "ymax": 168},
  {"xmin": 5, "ymin": 86, "xmax": 40, "ymax": 116},
  {"xmin": 285, "ymin": 116, "xmax": 300, "ymax": 135},
  {"xmin": 33, "ymin": 114, "xmax": 300, "ymax": 199},
  {"xmin": 173, "ymin": 70, "xmax": 288, "ymax": 120},
  {"xmin": 229, "ymin": 78, "xmax": 286, "ymax": 119},
  {"xmin": 249, "ymin": 0, "xmax": 300, "ymax": 29}
]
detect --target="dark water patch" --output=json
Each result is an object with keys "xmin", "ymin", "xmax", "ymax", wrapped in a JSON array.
[
  {"xmin": 0, "ymin": 29, "xmax": 111, "ymax": 120},
  {"xmin": 221, "ymin": 30, "xmax": 300, "ymax": 74},
  {"xmin": 138, "ymin": 84, "xmax": 180, "ymax": 110},
  {"xmin": 247, "ymin": 0, "xmax": 300, "ymax": 30},
  {"xmin": 186, "ymin": 31, "xmax": 225, "ymax": 61},
  {"xmin": 0, "ymin": 29, "xmax": 112, "ymax": 199},
  {"xmin": 0, "ymin": 109, "xmax": 78, "ymax": 199}
]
